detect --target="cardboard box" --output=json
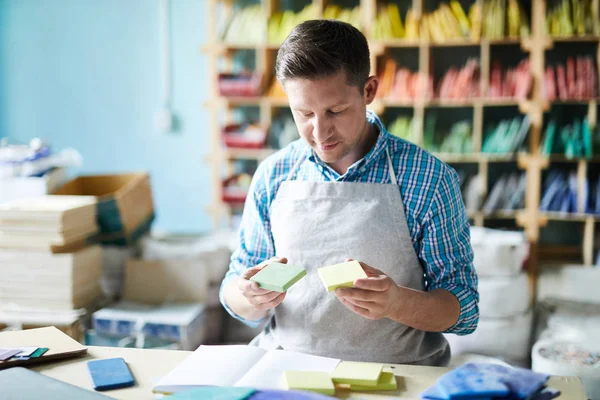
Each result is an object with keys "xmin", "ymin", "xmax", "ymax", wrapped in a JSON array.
[
  {"xmin": 53, "ymin": 173, "xmax": 154, "ymax": 245},
  {"xmin": 123, "ymin": 259, "xmax": 209, "ymax": 305},
  {"xmin": 0, "ymin": 168, "xmax": 66, "ymax": 204}
]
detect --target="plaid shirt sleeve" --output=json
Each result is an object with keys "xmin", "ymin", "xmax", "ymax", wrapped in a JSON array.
[
  {"xmin": 219, "ymin": 161, "xmax": 276, "ymax": 328},
  {"xmin": 420, "ymin": 167, "xmax": 479, "ymax": 335}
]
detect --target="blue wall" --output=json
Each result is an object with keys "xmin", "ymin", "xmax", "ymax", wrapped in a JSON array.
[{"xmin": 0, "ymin": 0, "xmax": 212, "ymax": 234}]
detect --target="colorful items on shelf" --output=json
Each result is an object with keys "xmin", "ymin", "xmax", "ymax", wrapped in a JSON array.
[
  {"xmin": 268, "ymin": 5, "xmax": 360, "ymax": 45},
  {"xmin": 423, "ymin": 114, "xmax": 472, "ymax": 154},
  {"xmin": 387, "ymin": 116, "xmax": 420, "ymax": 144},
  {"xmin": 322, "ymin": 5, "xmax": 361, "ymax": 29},
  {"xmin": 378, "ymin": 58, "xmax": 432, "ymax": 101},
  {"xmin": 585, "ymin": 176, "xmax": 600, "ymax": 214},
  {"xmin": 221, "ymin": 5, "xmax": 265, "ymax": 44},
  {"xmin": 541, "ymin": 118, "xmax": 593, "ymax": 158},
  {"xmin": 421, "ymin": 2, "xmax": 470, "ymax": 42},
  {"xmin": 269, "ymin": 116, "xmax": 299, "ymax": 149},
  {"xmin": 546, "ymin": 0, "xmax": 597, "ymax": 37},
  {"xmin": 540, "ymin": 170, "xmax": 578, "ymax": 213},
  {"xmin": 372, "ymin": 4, "xmax": 405, "ymax": 40},
  {"xmin": 268, "ymin": 4, "xmax": 318, "ymax": 44},
  {"xmin": 218, "ymin": 73, "xmax": 262, "ymax": 97},
  {"xmin": 416, "ymin": 0, "xmax": 529, "ymax": 42},
  {"xmin": 543, "ymin": 56, "xmax": 598, "ymax": 101},
  {"xmin": 222, "ymin": 173, "xmax": 252, "ymax": 204},
  {"xmin": 266, "ymin": 79, "xmax": 286, "ymax": 99},
  {"xmin": 222, "ymin": 123, "xmax": 268, "ymax": 149},
  {"xmin": 482, "ymin": 116, "xmax": 531, "ymax": 154},
  {"xmin": 483, "ymin": 172, "xmax": 526, "ymax": 213},
  {"xmin": 489, "ymin": 59, "xmax": 532, "ymax": 99},
  {"xmin": 481, "ymin": 0, "xmax": 530, "ymax": 39},
  {"xmin": 436, "ymin": 59, "xmax": 480, "ymax": 100}
]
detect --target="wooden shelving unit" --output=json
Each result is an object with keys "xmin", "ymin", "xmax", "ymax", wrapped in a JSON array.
[{"xmin": 205, "ymin": 0, "xmax": 600, "ymax": 301}]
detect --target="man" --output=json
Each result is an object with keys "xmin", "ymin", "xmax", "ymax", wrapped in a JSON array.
[{"xmin": 220, "ymin": 19, "xmax": 478, "ymax": 366}]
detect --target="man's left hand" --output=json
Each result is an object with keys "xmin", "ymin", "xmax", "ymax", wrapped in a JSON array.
[{"xmin": 335, "ymin": 259, "xmax": 400, "ymax": 320}]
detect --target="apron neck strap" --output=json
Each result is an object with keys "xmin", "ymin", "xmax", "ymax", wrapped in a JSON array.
[
  {"xmin": 385, "ymin": 147, "xmax": 397, "ymax": 184},
  {"xmin": 285, "ymin": 147, "xmax": 311, "ymax": 182},
  {"xmin": 285, "ymin": 143, "xmax": 396, "ymax": 184}
]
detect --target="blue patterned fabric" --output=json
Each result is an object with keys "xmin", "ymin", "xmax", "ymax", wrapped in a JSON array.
[{"xmin": 220, "ymin": 111, "xmax": 479, "ymax": 334}]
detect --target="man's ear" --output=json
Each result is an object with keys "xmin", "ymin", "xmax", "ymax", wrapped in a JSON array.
[{"xmin": 363, "ymin": 76, "xmax": 379, "ymax": 105}]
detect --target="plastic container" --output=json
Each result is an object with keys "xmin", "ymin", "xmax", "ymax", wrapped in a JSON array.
[
  {"xmin": 470, "ymin": 227, "xmax": 528, "ymax": 276},
  {"xmin": 222, "ymin": 124, "xmax": 267, "ymax": 149},
  {"xmin": 532, "ymin": 338, "xmax": 600, "ymax": 399},
  {"xmin": 218, "ymin": 73, "xmax": 262, "ymax": 97},
  {"xmin": 478, "ymin": 273, "xmax": 530, "ymax": 318},
  {"xmin": 445, "ymin": 309, "xmax": 533, "ymax": 362}
]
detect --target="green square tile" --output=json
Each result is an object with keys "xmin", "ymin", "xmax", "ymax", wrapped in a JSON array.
[{"xmin": 250, "ymin": 262, "xmax": 306, "ymax": 292}]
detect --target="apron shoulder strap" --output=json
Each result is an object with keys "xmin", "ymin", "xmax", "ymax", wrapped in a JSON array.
[
  {"xmin": 285, "ymin": 147, "xmax": 310, "ymax": 182},
  {"xmin": 385, "ymin": 147, "xmax": 397, "ymax": 184}
]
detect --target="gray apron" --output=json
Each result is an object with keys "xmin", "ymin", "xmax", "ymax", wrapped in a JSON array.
[{"xmin": 250, "ymin": 146, "xmax": 450, "ymax": 366}]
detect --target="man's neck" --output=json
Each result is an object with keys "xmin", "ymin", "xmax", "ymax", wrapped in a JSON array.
[{"xmin": 329, "ymin": 122, "xmax": 379, "ymax": 175}]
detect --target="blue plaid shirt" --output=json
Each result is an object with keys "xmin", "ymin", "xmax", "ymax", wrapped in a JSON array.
[{"xmin": 220, "ymin": 111, "xmax": 479, "ymax": 334}]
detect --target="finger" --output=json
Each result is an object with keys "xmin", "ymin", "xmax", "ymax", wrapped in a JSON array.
[
  {"xmin": 354, "ymin": 276, "xmax": 391, "ymax": 292},
  {"xmin": 240, "ymin": 256, "xmax": 289, "ymax": 287},
  {"xmin": 338, "ymin": 296, "xmax": 373, "ymax": 318},
  {"xmin": 358, "ymin": 262, "xmax": 385, "ymax": 276},
  {"xmin": 342, "ymin": 296, "xmax": 383, "ymax": 312},
  {"xmin": 254, "ymin": 290, "xmax": 285, "ymax": 305},
  {"xmin": 237, "ymin": 277, "xmax": 271, "ymax": 295},
  {"xmin": 254, "ymin": 292, "xmax": 286, "ymax": 310},
  {"xmin": 336, "ymin": 287, "xmax": 379, "ymax": 301}
]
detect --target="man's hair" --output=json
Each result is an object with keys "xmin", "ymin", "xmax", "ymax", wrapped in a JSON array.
[{"xmin": 275, "ymin": 19, "xmax": 370, "ymax": 90}]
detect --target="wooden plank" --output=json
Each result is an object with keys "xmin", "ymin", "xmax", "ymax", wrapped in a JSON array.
[
  {"xmin": 589, "ymin": 100, "xmax": 597, "ymax": 129},
  {"xmin": 480, "ymin": 40, "xmax": 490, "ymax": 98},
  {"xmin": 473, "ymin": 103, "xmax": 483, "ymax": 153},
  {"xmin": 583, "ymin": 216, "xmax": 595, "ymax": 266},
  {"xmin": 577, "ymin": 160, "xmax": 587, "ymax": 214}
]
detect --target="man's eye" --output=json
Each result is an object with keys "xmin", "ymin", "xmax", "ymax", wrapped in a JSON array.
[
  {"xmin": 303, "ymin": 112, "xmax": 314, "ymax": 118},
  {"xmin": 329, "ymin": 110, "xmax": 344, "ymax": 115}
]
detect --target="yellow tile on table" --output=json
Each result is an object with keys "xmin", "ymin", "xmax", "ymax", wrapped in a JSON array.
[
  {"xmin": 350, "ymin": 368, "xmax": 397, "ymax": 391},
  {"xmin": 330, "ymin": 361, "xmax": 383, "ymax": 387},
  {"xmin": 283, "ymin": 370, "xmax": 335, "ymax": 395}
]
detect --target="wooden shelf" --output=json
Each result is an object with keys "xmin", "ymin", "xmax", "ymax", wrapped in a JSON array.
[
  {"xmin": 484, "ymin": 210, "xmax": 521, "ymax": 219},
  {"xmin": 207, "ymin": 0, "xmax": 600, "ymax": 301},
  {"xmin": 223, "ymin": 148, "xmax": 276, "ymax": 160},
  {"xmin": 547, "ymin": 155, "xmax": 600, "ymax": 163},
  {"xmin": 371, "ymin": 39, "xmax": 420, "ymax": 48},
  {"xmin": 434, "ymin": 153, "xmax": 517, "ymax": 163},
  {"xmin": 548, "ymin": 99, "xmax": 600, "ymax": 105},
  {"xmin": 539, "ymin": 212, "xmax": 599, "ymax": 222},
  {"xmin": 467, "ymin": 210, "xmax": 519, "ymax": 220},
  {"xmin": 548, "ymin": 36, "xmax": 600, "ymax": 43},
  {"xmin": 216, "ymin": 97, "xmax": 526, "ymax": 110},
  {"xmin": 375, "ymin": 98, "xmax": 523, "ymax": 108}
]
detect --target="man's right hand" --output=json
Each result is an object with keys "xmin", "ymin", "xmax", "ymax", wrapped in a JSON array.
[{"xmin": 236, "ymin": 256, "xmax": 288, "ymax": 311}]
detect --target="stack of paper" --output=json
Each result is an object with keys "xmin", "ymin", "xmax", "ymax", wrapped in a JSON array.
[
  {"xmin": 0, "ymin": 195, "xmax": 98, "ymax": 250},
  {"xmin": 0, "ymin": 245, "xmax": 103, "ymax": 309}
]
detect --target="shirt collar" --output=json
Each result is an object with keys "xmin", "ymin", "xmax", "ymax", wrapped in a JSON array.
[{"xmin": 307, "ymin": 110, "xmax": 388, "ymax": 179}]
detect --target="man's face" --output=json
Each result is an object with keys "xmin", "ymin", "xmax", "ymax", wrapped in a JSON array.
[{"xmin": 284, "ymin": 70, "xmax": 378, "ymax": 173}]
